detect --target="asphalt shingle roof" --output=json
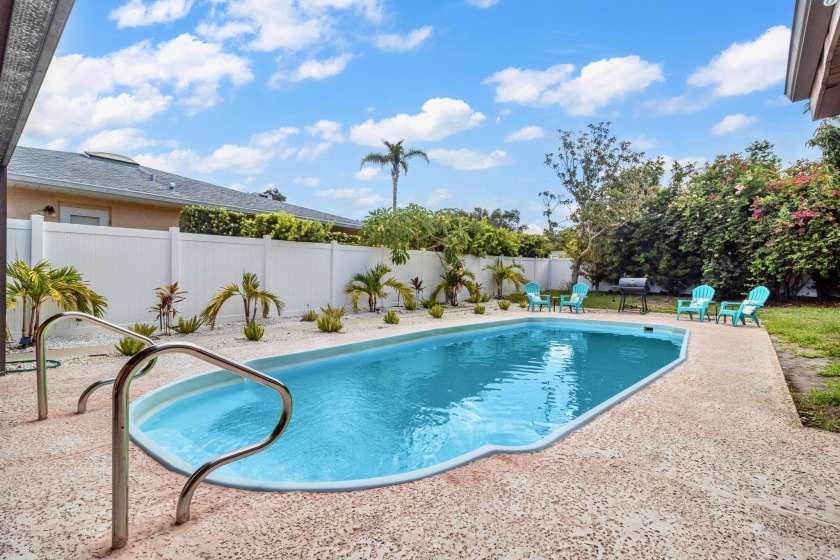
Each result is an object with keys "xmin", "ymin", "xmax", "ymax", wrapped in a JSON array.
[{"xmin": 7, "ymin": 146, "xmax": 362, "ymax": 228}]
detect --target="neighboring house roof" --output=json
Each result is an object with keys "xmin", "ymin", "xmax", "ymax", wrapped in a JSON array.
[{"xmin": 8, "ymin": 146, "xmax": 362, "ymax": 229}]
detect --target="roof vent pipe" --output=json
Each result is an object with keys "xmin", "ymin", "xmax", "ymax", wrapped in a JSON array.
[{"xmin": 169, "ymin": 182, "xmax": 176, "ymax": 190}]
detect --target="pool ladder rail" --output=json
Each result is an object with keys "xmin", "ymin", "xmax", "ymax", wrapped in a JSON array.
[{"xmin": 34, "ymin": 313, "xmax": 294, "ymax": 550}]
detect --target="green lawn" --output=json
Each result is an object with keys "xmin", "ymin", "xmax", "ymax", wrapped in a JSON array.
[{"xmin": 761, "ymin": 306, "xmax": 840, "ymax": 358}]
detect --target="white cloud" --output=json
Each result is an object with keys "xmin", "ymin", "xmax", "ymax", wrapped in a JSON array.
[
  {"xmin": 80, "ymin": 128, "xmax": 177, "ymax": 153},
  {"xmin": 428, "ymin": 148, "xmax": 509, "ymax": 171},
  {"xmin": 688, "ymin": 26, "xmax": 790, "ymax": 97},
  {"xmin": 110, "ymin": 0, "xmax": 194, "ymax": 28},
  {"xmin": 661, "ymin": 154, "xmax": 708, "ymax": 171},
  {"xmin": 229, "ymin": 182, "xmax": 246, "ymax": 191},
  {"xmin": 523, "ymin": 223, "xmax": 543, "ymax": 235},
  {"xmin": 318, "ymin": 187, "xmax": 384, "ymax": 206},
  {"xmin": 296, "ymin": 142, "xmax": 332, "ymax": 160},
  {"xmin": 467, "ymin": 0, "xmax": 498, "ymax": 7},
  {"xmin": 135, "ymin": 143, "xmax": 275, "ymax": 175},
  {"xmin": 198, "ymin": 0, "xmax": 381, "ymax": 52},
  {"xmin": 250, "ymin": 126, "xmax": 300, "ymax": 148},
  {"xmin": 45, "ymin": 138, "xmax": 68, "ymax": 151},
  {"xmin": 293, "ymin": 176, "xmax": 322, "ymax": 187},
  {"xmin": 273, "ymin": 54, "xmax": 353, "ymax": 84},
  {"xmin": 505, "ymin": 125, "xmax": 545, "ymax": 142},
  {"xmin": 711, "ymin": 114, "xmax": 758, "ymax": 136},
  {"xmin": 485, "ymin": 56, "xmax": 664, "ymax": 116},
  {"xmin": 629, "ymin": 134, "xmax": 656, "ymax": 150},
  {"xmin": 372, "ymin": 26, "xmax": 433, "ymax": 52},
  {"xmin": 305, "ymin": 120, "xmax": 344, "ymax": 142},
  {"xmin": 26, "ymin": 34, "xmax": 252, "ymax": 139},
  {"xmin": 354, "ymin": 167, "xmax": 381, "ymax": 180},
  {"xmin": 425, "ymin": 188, "xmax": 452, "ymax": 208},
  {"xmin": 350, "ymin": 98, "xmax": 485, "ymax": 146}
]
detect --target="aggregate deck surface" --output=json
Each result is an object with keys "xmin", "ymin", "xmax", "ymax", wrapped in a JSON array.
[{"xmin": 1, "ymin": 309, "xmax": 839, "ymax": 559}]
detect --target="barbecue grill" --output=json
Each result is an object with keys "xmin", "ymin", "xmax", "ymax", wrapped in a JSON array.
[{"xmin": 616, "ymin": 277, "xmax": 650, "ymax": 314}]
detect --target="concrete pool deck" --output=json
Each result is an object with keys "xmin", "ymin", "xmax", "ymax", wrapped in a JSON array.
[{"xmin": 1, "ymin": 309, "xmax": 839, "ymax": 559}]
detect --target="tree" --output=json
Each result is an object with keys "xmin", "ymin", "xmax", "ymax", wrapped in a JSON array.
[
  {"xmin": 263, "ymin": 187, "xmax": 287, "ymax": 202},
  {"xmin": 343, "ymin": 262, "xmax": 414, "ymax": 312},
  {"xmin": 360, "ymin": 140, "xmax": 429, "ymax": 212},
  {"xmin": 431, "ymin": 259, "xmax": 476, "ymax": 306},
  {"xmin": 6, "ymin": 260, "xmax": 108, "ymax": 344},
  {"xmin": 201, "ymin": 272, "xmax": 284, "ymax": 329},
  {"xmin": 544, "ymin": 122, "xmax": 663, "ymax": 284},
  {"xmin": 483, "ymin": 258, "xmax": 529, "ymax": 298}
]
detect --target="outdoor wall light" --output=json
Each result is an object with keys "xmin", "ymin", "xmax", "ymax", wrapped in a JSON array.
[
  {"xmin": 826, "ymin": 0, "xmax": 838, "ymax": 7},
  {"xmin": 40, "ymin": 205, "xmax": 56, "ymax": 217}
]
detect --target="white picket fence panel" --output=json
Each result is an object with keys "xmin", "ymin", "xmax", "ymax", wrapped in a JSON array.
[{"xmin": 5, "ymin": 216, "xmax": 578, "ymax": 336}]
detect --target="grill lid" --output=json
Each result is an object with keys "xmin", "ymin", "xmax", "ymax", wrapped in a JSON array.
[{"xmin": 618, "ymin": 277, "xmax": 650, "ymax": 293}]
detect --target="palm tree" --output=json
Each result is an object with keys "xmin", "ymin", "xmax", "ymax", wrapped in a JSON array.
[
  {"xmin": 201, "ymin": 272, "xmax": 284, "ymax": 329},
  {"xmin": 360, "ymin": 140, "xmax": 429, "ymax": 211},
  {"xmin": 483, "ymin": 258, "xmax": 529, "ymax": 298},
  {"xmin": 6, "ymin": 259, "xmax": 108, "ymax": 344},
  {"xmin": 431, "ymin": 261, "xmax": 476, "ymax": 307},
  {"xmin": 344, "ymin": 262, "xmax": 414, "ymax": 312}
]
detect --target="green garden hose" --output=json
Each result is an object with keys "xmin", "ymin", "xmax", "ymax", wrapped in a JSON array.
[{"xmin": 4, "ymin": 359, "xmax": 61, "ymax": 373}]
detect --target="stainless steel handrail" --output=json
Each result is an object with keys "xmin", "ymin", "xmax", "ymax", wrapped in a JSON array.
[
  {"xmin": 35, "ymin": 312, "xmax": 157, "ymax": 420},
  {"xmin": 111, "ymin": 342, "xmax": 292, "ymax": 549}
]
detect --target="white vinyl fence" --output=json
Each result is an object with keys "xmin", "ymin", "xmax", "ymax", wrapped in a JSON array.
[{"xmin": 6, "ymin": 216, "xmax": 581, "ymax": 335}]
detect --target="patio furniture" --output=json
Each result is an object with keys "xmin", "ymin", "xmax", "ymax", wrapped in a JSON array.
[
  {"xmin": 524, "ymin": 282, "xmax": 550, "ymax": 312},
  {"xmin": 675, "ymin": 285, "xmax": 715, "ymax": 322},
  {"xmin": 716, "ymin": 286, "xmax": 770, "ymax": 327},
  {"xmin": 558, "ymin": 283, "xmax": 589, "ymax": 314}
]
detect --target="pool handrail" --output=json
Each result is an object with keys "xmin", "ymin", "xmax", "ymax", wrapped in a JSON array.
[
  {"xmin": 35, "ymin": 311, "xmax": 157, "ymax": 420},
  {"xmin": 111, "ymin": 341, "xmax": 293, "ymax": 549}
]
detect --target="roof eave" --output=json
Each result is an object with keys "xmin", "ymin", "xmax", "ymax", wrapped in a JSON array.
[{"xmin": 9, "ymin": 173, "xmax": 362, "ymax": 230}]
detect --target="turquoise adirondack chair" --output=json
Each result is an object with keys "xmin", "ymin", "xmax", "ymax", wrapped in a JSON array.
[
  {"xmin": 558, "ymin": 283, "xmax": 589, "ymax": 314},
  {"xmin": 716, "ymin": 286, "xmax": 770, "ymax": 327},
  {"xmin": 675, "ymin": 285, "xmax": 716, "ymax": 322},
  {"xmin": 524, "ymin": 282, "xmax": 550, "ymax": 312}
]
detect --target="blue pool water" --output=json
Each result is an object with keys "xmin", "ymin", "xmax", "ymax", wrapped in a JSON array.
[{"xmin": 132, "ymin": 320, "xmax": 686, "ymax": 490}]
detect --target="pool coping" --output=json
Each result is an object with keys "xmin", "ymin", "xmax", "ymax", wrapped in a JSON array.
[{"xmin": 128, "ymin": 316, "xmax": 690, "ymax": 492}]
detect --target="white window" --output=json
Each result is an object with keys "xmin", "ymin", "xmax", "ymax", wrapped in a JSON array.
[{"xmin": 60, "ymin": 206, "xmax": 110, "ymax": 226}]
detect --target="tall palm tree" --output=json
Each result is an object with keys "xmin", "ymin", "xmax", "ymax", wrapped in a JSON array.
[
  {"xmin": 483, "ymin": 258, "xmax": 529, "ymax": 298},
  {"xmin": 360, "ymin": 140, "xmax": 429, "ymax": 211},
  {"xmin": 201, "ymin": 272, "xmax": 284, "ymax": 329},
  {"xmin": 6, "ymin": 259, "xmax": 108, "ymax": 344},
  {"xmin": 344, "ymin": 262, "xmax": 414, "ymax": 312}
]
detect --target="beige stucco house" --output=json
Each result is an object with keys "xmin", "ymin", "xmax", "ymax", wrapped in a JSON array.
[{"xmin": 7, "ymin": 147, "xmax": 361, "ymax": 232}]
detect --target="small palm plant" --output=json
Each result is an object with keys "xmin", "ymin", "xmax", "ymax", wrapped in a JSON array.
[
  {"xmin": 6, "ymin": 259, "xmax": 108, "ymax": 345},
  {"xmin": 409, "ymin": 276, "xmax": 425, "ymax": 300},
  {"xmin": 483, "ymin": 258, "xmax": 529, "ymax": 299},
  {"xmin": 431, "ymin": 260, "xmax": 476, "ymax": 307},
  {"xmin": 148, "ymin": 283, "xmax": 187, "ymax": 335},
  {"xmin": 201, "ymin": 272, "xmax": 284, "ymax": 329},
  {"xmin": 344, "ymin": 262, "xmax": 414, "ymax": 312}
]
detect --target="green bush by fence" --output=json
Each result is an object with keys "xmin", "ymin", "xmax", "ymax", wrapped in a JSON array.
[{"xmin": 179, "ymin": 206, "xmax": 344, "ymax": 243}]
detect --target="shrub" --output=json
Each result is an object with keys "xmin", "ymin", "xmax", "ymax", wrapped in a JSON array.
[
  {"xmin": 300, "ymin": 308, "xmax": 318, "ymax": 322},
  {"xmin": 403, "ymin": 299, "xmax": 417, "ymax": 311},
  {"xmin": 202, "ymin": 272, "xmax": 283, "ymax": 329},
  {"xmin": 428, "ymin": 304, "xmax": 444, "ymax": 318},
  {"xmin": 115, "ymin": 323, "xmax": 156, "ymax": 356},
  {"xmin": 244, "ymin": 321, "xmax": 265, "ymax": 341},
  {"xmin": 317, "ymin": 304, "xmax": 346, "ymax": 332},
  {"xmin": 384, "ymin": 310, "xmax": 400, "ymax": 324},
  {"xmin": 180, "ymin": 206, "xmax": 333, "ymax": 243},
  {"xmin": 148, "ymin": 283, "xmax": 187, "ymax": 335},
  {"xmin": 498, "ymin": 300, "xmax": 511, "ymax": 311},
  {"xmin": 172, "ymin": 315, "xmax": 202, "ymax": 334},
  {"xmin": 420, "ymin": 297, "xmax": 437, "ymax": 309},
  {"xmin": 474, "ymin": 304, "xmax": 485, "ymax": 314}
]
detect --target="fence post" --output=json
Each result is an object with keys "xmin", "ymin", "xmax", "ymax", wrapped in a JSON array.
[
  {"xmin": 30, "ymin": 214, "xmax": 44, "ymax": 264},
  {"xmin": 169, "ymin": 227, "xmax": 180, "ymax": 285},
  {"xmin": 420, "ymin": 248, "xmax": 426, "ymax": 293},
  {"xmin": 330, "ymin": 240, "xmax": 337, "ymax": 306},
  {"xmin": 547, "ymin": 256, "xmax": 552, "ymax": 290},
  {"xmin": 262, "ymin": 235, "xmax": 271, "ymax": 288}
]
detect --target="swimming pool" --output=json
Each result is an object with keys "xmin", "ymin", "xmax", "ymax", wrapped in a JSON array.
[{"xmin": 130, "ymin": 318, "xmax": 688, "ymax": 491}]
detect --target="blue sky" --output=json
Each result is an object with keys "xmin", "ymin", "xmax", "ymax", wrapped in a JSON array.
[{"xmin": 21, "ymin": 0, "xmax": 814, "ymax": 231}]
